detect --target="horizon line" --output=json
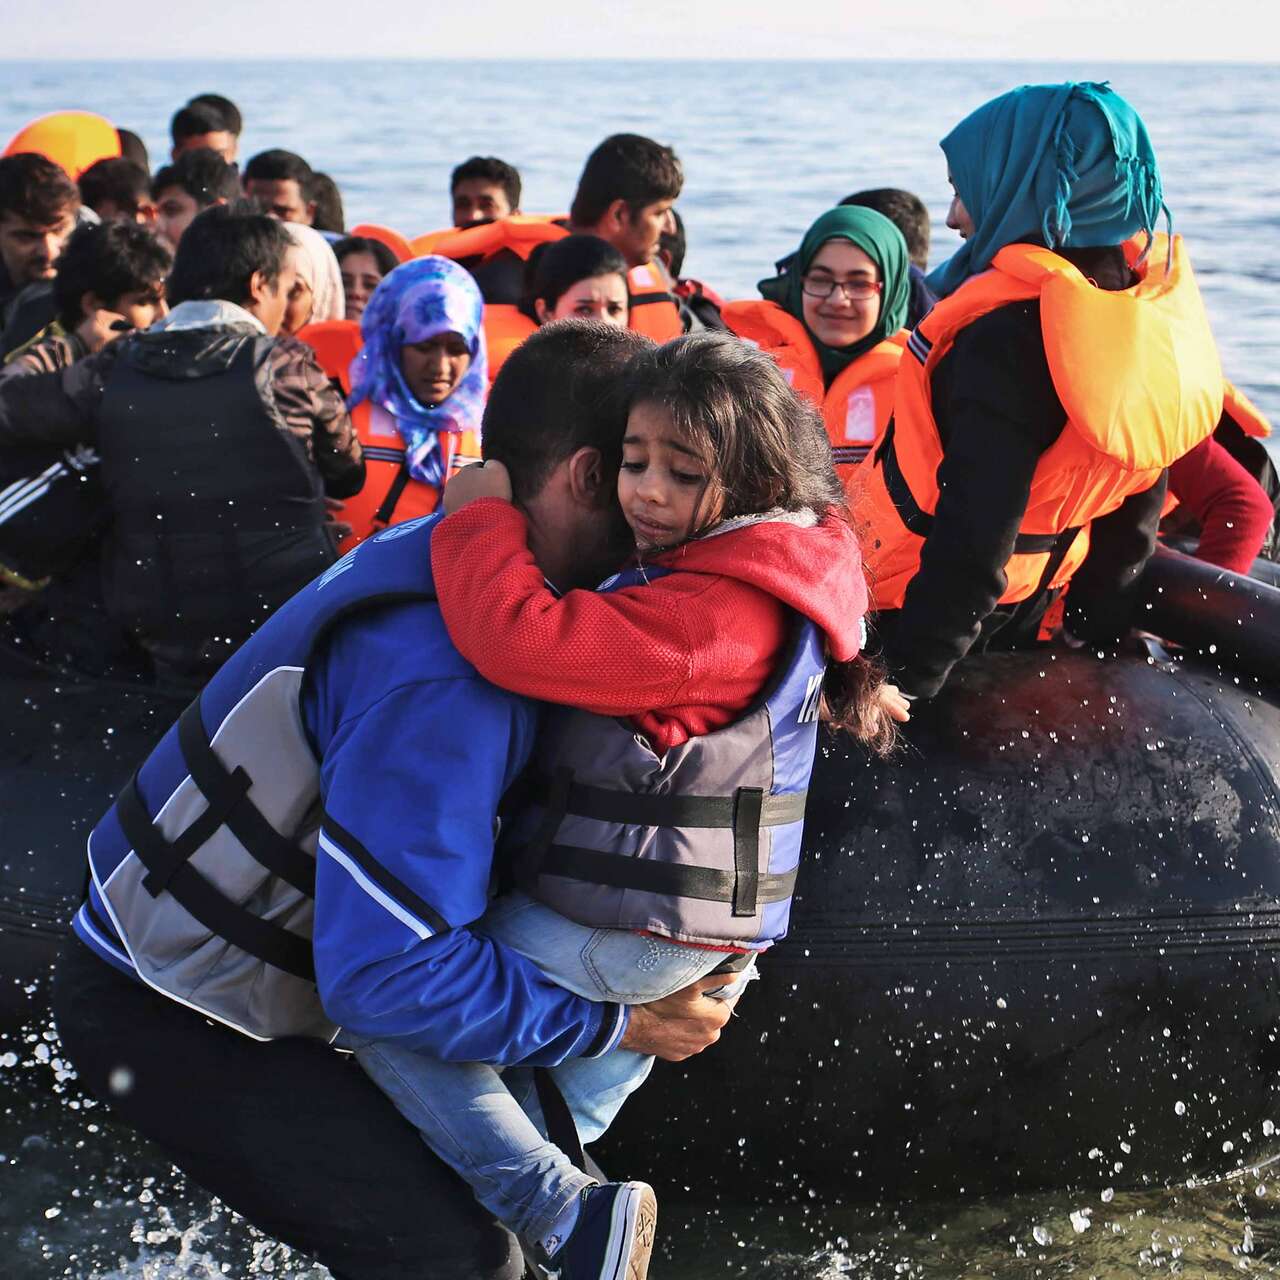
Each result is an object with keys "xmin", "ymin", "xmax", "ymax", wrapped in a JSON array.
[{"xmin": 1, "ymin": 54, "xmax": 1277, "ymax": 66}]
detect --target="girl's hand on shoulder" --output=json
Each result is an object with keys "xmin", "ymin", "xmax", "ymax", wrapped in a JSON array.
[
  {"xmin": 878, "ymin": 683, "xmax": 912, "ymax": 723},
  {"xmin": 443, "ymin": 459, "xmax": 513, "ymax": 514}
]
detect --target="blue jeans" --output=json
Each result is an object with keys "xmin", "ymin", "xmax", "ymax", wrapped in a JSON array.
[{"xmin": 343, "ymin": 892, "xmax": 757, "ymax": 1243}]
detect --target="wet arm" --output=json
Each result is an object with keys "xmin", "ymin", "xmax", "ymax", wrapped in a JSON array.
[{"xmin": 308, "ymin": 673, "xmax": 624, "ymax": 1065}]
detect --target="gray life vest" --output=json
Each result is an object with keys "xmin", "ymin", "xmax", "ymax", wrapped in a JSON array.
[
  {"xmin": 76, "ymin": 515, "xmax": 446, "ymax": 1042},
  {"xmin": 508, "ymin": 562, "xmax": 827, "ymax": 949}
]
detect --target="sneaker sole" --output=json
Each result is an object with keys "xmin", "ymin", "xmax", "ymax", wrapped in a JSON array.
[{"xmin": 605, "ymin": 1183, "xmax": 657, "ymax": 1280}]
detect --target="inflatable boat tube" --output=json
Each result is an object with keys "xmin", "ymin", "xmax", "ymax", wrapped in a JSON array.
[
  {"xmin": 600, "ymin": 648, "xmax": 1280, "ymax": 1196},
  {"xmin": 0, "ymin": 645, "xmax": 180, "ymax": 1026},
  {"xmin": 1139, "ymin": 543, "xmax": 1280, "ymax": 678},
  {"xmin": 3, "ymin": 560, "xmax": 1279, "ymax": 1199}
]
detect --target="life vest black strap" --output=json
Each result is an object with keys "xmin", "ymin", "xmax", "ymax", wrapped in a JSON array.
[
  {"xmin": 177, "ymin": 702, "xmax": 318, "ymax": 899},
  {"xmin": 536, "ymin": 843, "xmax": 797, "ymax": 907},
  {"xmin": 116, "ymin": 773, "xmax": 316, "ymax": 981},
  {"xmin": 372, "ymin": 464, "xmax": 413, "ymax": 528},
  {"xmin": 525, "ymin": 776, "xmax": 808, "ymax": 831},
  {"xmin": 118, "ymin": 768, "xmax": 250, "ymax": 899},
  {"xmin": 880, "ymin": 433, "xmax": 1082, "ymax": 556},
  {"xmin": 732, "ymin": 787, "xmax": 763, "ymax": 918},
  {"xmin": 628, "ymin": 290, "xmax": 678, "ymax": 309}
]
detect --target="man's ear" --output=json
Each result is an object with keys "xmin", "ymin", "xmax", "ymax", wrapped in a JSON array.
[
  {"xmin": 603, "ymin": 198, "xmax": 630, "ymax": 234},
  {"xmin": 566, "ymin": 446, "xmax": 607, "ymax": 505},
  {"xmin": 534, "ymin": 297, "xmax": 551, "ymax": 324},
  {"xmin": 246, "ymin": 269, "xmax": 272, "ymax": 307},
  {"xmin": 81, "ymin": 290, "xmax": 105, "ymax": 320},
  {"xmin": 304, "ymin": 202, "xmax": 317, "ymax": 226}
]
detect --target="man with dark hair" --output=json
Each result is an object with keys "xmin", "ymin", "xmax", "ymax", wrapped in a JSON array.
[
  {"xmin": 116, "ymin": 128, "xmax": 149, "ymax": 172},
  {"xmin": 0, "ymin": 203, "xmax": 362, "ymax": 687},
  {"xmin": 424, "ymin": 134, "xmax": 686, "ymax": 339},
  {"xmin": 170, "ymin": 99, "xmax": 237, "ymax": 164},
  {"xmin": 78, "ymin": 157, "xmax": 154, "ymax": 225},
  {"xmin": 48, "ymin": 319, "xmax": 731, "ymax": 1280},
  {"xmin": 0, "ymin": 222, "xmax": 169, "ymax": 615},
  {"xmin": 840, "ymin": 187, "xmax": 936, "ymax": 325},
  {"xmin": 152, "ymin": 147, "xmax": 241, "ymax": 249},
  {"xmin": 243, "ymin": 149, "xmax": 316, "ymax": 225},
  {"xmin": 3, "ymin": 221, "xmax": 169, "ymax": 377},
  {"xmin": 451, "ymin": 155, "xmax": 522, "ymax": 227},
  {"xmin": 189, "ymin": 93, "xmax": 243, "ymax": 144},
  {"xmin": 0, "ymin": 153, "xmax": 79, "ymax": 335},
  {"xmin": 567, "ymin": 133, "xmax": 682, "ymax": 270}
]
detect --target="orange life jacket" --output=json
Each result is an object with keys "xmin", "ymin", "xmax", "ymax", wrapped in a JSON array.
[
  {"xmin": 1223, "ymin": 381, "xmax": 1272, "ymax": 440},
  {"xmin": 482, "ymin": 304, "xmax": 538, "ymax": 383},
  {"xmin": 349, "ymin": 223, "xmax": 414, "ymax": 264},
  {"xmin": 417, "ymin": 215, "xmax": 684, "ymax": 343},
  {"xmin": 857, "ymin": 235, "xmax": 1224, "ymax": 611},
  {"xmin": 296, "ymin": 320, "xmax": 481, "ymax": 552},
  {"xmin": 722, "ymin": 299, "xmax": 905, "ymax": 492}
]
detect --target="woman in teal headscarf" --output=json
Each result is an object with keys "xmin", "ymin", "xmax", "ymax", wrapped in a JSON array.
[
  {"xmin": 928, "ymin": 80, "xmax": 1165, "ymax": 298},
  {"xmin": 724, "ymin": 206, "xmax": 911, "ymax": 484},
  {"xmin": 858, "ymin": 80, "xmax": 1224, "ymax": 704}
]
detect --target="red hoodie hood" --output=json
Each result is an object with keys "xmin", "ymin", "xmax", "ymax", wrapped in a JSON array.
[{"xmin": 647, "ymin": 509, "xmax": 868, "ymax": 662}]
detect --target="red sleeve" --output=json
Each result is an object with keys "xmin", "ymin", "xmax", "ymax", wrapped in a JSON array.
[
  {"xmin": 430, "ymin": 498, "xmax": 784, "ymax": 719},
  {"xmin": 1167, "ymin": 438, "xmax": 1274, "ymax": 573}
]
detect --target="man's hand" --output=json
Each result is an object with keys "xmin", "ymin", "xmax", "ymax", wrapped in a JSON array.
[
  {"xmin": 617, "ymin": 973, "xmax": 741, "ymax": 1061},
  {"xmin": 443, "ymin": 459, "xmax": 512, "ymax": 514}
]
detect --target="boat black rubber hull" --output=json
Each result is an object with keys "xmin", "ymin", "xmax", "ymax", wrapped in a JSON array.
[
  {"xmin": 599, "ymin": 651, "xmax": 1280, "ymax": 1196},
  {"xmin": 0, "ymin": 653, "xmax": 179, "ymax": 1027}
]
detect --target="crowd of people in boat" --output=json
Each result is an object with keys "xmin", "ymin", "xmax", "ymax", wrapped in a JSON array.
[{"xmin": 1, "ymin": 81, "xmax": 1278, "ymax": 1280}]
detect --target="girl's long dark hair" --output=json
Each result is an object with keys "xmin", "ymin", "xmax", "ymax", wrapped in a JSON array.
[{"xmin": 625, "ymin": 332, "xmax": 898, "ymax": 753}]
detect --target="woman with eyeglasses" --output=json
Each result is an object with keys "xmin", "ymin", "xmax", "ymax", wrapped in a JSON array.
[{"xmin": 723, "ymin": 206, "xmax": 911, "ymax": 491}]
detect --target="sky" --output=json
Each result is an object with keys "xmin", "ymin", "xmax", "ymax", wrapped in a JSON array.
[{"xmin": 10, "ymin": 0, "xmax": 1279, "ymax": 61}]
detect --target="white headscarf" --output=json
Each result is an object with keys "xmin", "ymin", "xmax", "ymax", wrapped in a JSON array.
[{"xmin": 283, "ymin": 222, "xmax": 345, "ymax": 324}]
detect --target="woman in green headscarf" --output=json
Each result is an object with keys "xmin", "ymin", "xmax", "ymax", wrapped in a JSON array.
[{"xmin": 723, "ymin": 206, "xmax": 911, "ymax": 489}]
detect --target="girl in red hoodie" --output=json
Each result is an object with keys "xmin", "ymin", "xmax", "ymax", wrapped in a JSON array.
[{"xmin": 353, "ymin": 332, "xmax": 905, "ymax": 1280}]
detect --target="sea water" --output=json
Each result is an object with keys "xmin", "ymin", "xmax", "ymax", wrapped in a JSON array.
[
  {"xmin": 1, "ymin": 57, "xmax": 1280, "ymax": 1277},
  {"xmin": 2, "ymin": 58, "xmax": 1278, "ymax": 417}
]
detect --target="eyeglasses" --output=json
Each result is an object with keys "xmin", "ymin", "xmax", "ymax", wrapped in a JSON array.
[{"xmin": 800, "ymin": 275, "xmax": 883, "ymax": 302}]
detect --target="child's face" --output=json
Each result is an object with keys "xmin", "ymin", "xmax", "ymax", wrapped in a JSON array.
[{"xmin": 618, "ymin": 401, "xmax": 724, "ymax": 551}]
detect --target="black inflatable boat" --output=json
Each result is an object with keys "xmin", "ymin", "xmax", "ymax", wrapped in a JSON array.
[
  {"xmin": 600, "ymin": 548, "xmax": 1280, "ymax": 1195},
  {"xmin": 2, "ymin": 546, "xmax": 1278, "ymax": 1198}
]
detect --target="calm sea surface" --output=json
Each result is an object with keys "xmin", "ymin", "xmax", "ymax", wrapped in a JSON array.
[{"xmin": 2, "ymin": 58, "xmax": 1280, "ymax": 1277}]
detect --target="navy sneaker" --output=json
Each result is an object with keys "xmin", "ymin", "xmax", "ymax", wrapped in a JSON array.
[{"xmin": 544, "ymin": 1181, "xmax": 658, "ymax": 1280}]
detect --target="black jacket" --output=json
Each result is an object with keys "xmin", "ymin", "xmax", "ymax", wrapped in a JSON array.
[
  {"xmin": 879, "ymin": 248, "xmax": 1166, "ymax": 699},
  {"xmin": 0, "ymin": 321, "xmax": 364, "ymax": 687}
]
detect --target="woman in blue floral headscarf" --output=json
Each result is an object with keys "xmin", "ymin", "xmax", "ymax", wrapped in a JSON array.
[{"xmin": 349, "ymin": 255, "xmax": 488, "ymax": 488}]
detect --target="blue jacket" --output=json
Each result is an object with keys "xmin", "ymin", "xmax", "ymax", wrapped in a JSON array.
[{"xmin": 74, "ymin": 513, "xmax": 626, "ymax": 1065}]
